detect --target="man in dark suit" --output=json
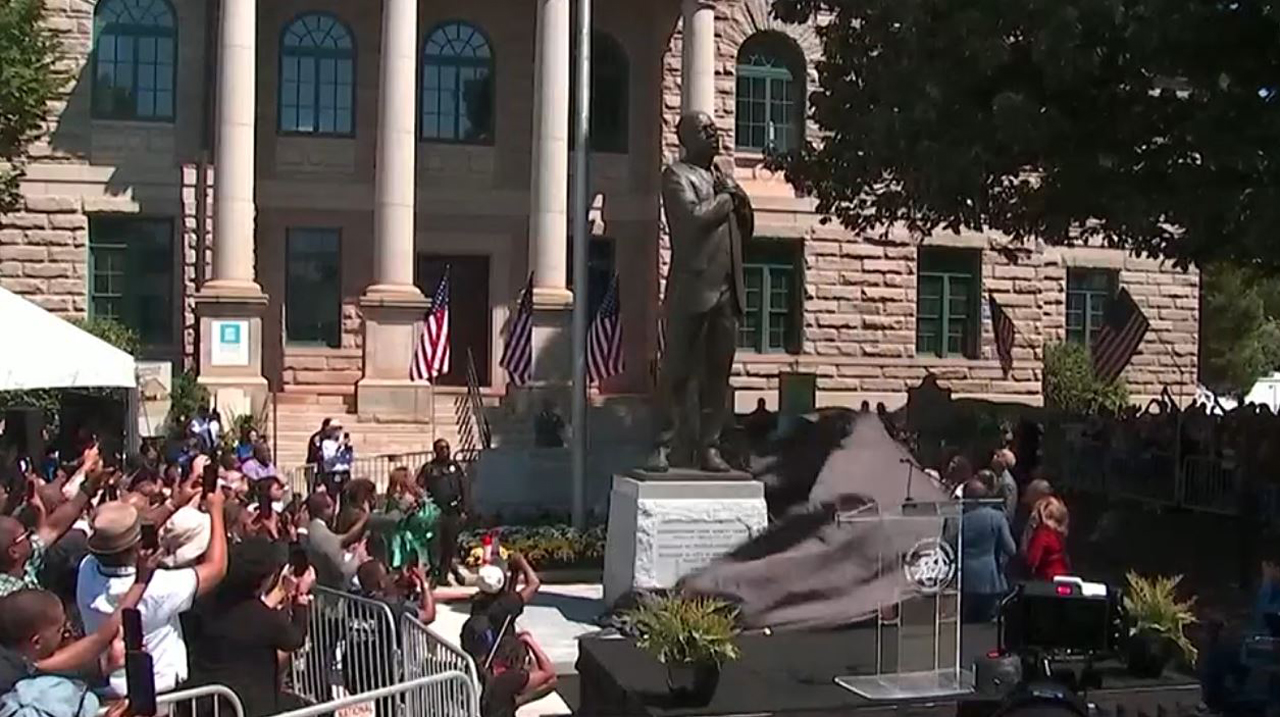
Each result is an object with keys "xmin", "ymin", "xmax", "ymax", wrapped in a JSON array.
[{"xmin": 649, "ymin": 111, "xmax": 754, "ymax": 473}]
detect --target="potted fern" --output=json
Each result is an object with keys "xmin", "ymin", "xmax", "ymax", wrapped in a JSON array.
[
  {"xmin": 1122, "ymin": 572, "xmax": 1198, "ymax": 678},
  {"xmin": 626, "ymin": 595, "xmax": 742, "ymax": 705}
]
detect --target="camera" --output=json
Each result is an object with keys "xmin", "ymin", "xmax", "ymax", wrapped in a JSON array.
[
  {"xmin": 972, "ymin": 577, "xmax": 1125, "ymax": 710},
  {"xmin": 1002, "ymin": 577, "xmax": 1123, "ymax": 657}
]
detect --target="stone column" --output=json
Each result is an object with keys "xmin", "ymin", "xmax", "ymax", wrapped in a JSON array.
[
  {"xmin": 357, "ymin": 0, "xmax": 430, "ymax": 421},
  {"xmin": 195, "ymin": 0, "xmax": 267, "ymax": 418},
  {"xmin": 368, "ymin": 0, "xmax": 421, "ymax": 297},
  {"xmin": 527, "ymin": 0, "xmax": 573, "ymax": 383},
  {"xmin": 681, "ymin": 0, "xmax": 716, "ymax": 116}
]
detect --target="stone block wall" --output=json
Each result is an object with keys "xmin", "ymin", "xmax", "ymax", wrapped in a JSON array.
[{"xmin": 0, "ymin": 199, "xmax": 88, "ymax": 315}]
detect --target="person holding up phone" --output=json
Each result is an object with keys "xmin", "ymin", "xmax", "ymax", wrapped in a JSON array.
[
  {"xmin": 185, "ymin": 537, "xmax": 315, "ymax": 717},
  {"xmin": 76, "ymin": 485, "xmax": 228, "ymax": 698},
  {"xmin": 0, "ymin": 444, "xmax": 110, "ymax": 599},
  {"xmin": 0, "ymin": 548, "xmax": 159, "ymax": 695}
]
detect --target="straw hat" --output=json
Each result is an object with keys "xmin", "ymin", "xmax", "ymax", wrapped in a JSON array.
[{"xmin": 88, "ymin": 502, "xmax": 141, "ymax": 555}]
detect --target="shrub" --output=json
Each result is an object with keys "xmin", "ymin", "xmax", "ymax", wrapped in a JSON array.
[
  {"xmin": 627, "ymin": 595, "xmax": 742, "ymax": 665},
  {"xmin": 166, "ymin": 371, "xmax": 209, "ymax": 437},
  {"xmin": 1043, "ymin": 342, "xmax": 1129, "ymax": 415},
  {"xmin": 1123, "ymin": 572, "xmax": 1198, "ymax": 663},
  {"xmin": 71, "ymin": 316, "xmax": 140, "ymax": 355}
]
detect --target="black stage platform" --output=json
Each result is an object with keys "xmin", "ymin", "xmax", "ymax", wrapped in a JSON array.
[{"xmin": 576, "ymin": 625, "xmax": 1201, "ymax": 717}]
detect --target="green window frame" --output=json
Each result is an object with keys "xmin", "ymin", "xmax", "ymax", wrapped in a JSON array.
[
  {"xmin": 285, "ymin": 228, "xmax": 342, "ymax": 348},
  {"xmin": 420, "ymin": 21, "xmax": 494, "ymax": 144},
  {"xmin": 739, "ymin": 242, "xmax": 801, "ymax": 354},
  {"xmin": 92, "ymin": 0, "xmax": 177, "ymax": 121},
  {"xmin": 279, "ymin": 13, "xmax": 355, "ymax": 136},
  {"xmin": 735, "ymin": 33, "xmax": 801, "ymax": 153},
  {"xmin": 1066, "ymin": 268, "xmax": 1117, "ymax": 346},
  {"xmin": 916, "ymin": 248, "xmax": 981, "ymax": 358},
  {"xmin": 88, "ymin": 217, "xmax": 174, "ymax": 346}
]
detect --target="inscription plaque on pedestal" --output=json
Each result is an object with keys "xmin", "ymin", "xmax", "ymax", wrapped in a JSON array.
[
  {"xmin": 604, "ymin": 473, "xmax": 767, "ymax": 605},
  {"xmin": 652, "ymin": 519, "xmax": 755, "ymax": 587}
]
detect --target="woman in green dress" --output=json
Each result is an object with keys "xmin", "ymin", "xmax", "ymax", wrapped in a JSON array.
[{"xmin": 383, "ymin": 466, "xmax": 439, "ymax": 570}]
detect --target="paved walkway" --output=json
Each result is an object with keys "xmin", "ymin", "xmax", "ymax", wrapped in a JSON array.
[{"xmin": 431, "ymin": 583, "xmax": 606, "ymax": 717}]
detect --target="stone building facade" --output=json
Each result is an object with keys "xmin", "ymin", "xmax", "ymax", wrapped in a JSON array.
[{"xmin": 2, "ymin": 0, "xmax": 1198, "ymax": 420}]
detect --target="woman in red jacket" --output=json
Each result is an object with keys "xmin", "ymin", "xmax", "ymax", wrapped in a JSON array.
[{"xmin": 1022, "ymin": 496, "xmax": 1070, "ymax": 580}]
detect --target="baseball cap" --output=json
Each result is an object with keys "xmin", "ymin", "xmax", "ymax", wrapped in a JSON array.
[{"xmin": 476, "ymin": 564, "xmax": 506, "ymax": 594}]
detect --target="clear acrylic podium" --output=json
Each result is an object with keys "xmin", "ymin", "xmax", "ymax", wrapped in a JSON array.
[{"xmin": 833, "ymin": 500, "xmax": 975, "ymax": 700}]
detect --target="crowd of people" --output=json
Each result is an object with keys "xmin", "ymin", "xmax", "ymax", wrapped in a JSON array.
[
  {"xmin": 929, "ymin": 446, "xmax": 1072, "ymax": 623},
  {"xmin": 0, "ymin": 416, "xmax": 557, "ymax": 717}
]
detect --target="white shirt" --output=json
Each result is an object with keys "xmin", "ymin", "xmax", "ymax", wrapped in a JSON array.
[
  {"xmin": 77, "ymin": 555, "xmax": 199, "ymax": 696},
  {"xmin": 321, "ymin": 438, "xmax": 352, "ymax": 472}
]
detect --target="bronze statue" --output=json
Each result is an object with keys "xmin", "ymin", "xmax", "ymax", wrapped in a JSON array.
[{"xmin": 648, "ymin": 111, "xmax": 755, "ymax": 472}]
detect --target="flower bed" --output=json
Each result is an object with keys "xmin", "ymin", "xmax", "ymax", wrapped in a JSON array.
[{"xmin": 460, "ymin": 523, "xmax": 606, "ymax": 570}]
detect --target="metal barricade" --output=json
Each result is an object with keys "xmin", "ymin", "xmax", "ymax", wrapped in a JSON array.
[
  {"xmin": 96, "ymin": 685, "xmax": 247, "ymax": 717},
  {"xmin": 284, "ymin": 452, "xmax": 434, "ymax": 496},
  {"xmin": 1104, "ymin": 450, "xmax": 1178, "ymax": 505},
  {"xmin": 160, "ymin": 685, "xmax": 247, "ymax": 717},
  {"xmin": 290, "ymin": 586, "xmax": 403, "ymax": 706},
  {"xmin": 400, "ymin": 615, "xmax": 481, "ymax": 717},
  {"xmin": 1180, "ymin": 455, "xmax": 1238, "ymax": 514},
  {"xmin": 266, "ymin": 672, "xmax": 478, "ymax": 717}
]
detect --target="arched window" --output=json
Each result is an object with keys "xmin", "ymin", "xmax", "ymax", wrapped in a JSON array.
[
  {"xmin": 421, "ymin": 22, "xmax": 494, "ymax": 143},
  {"xmin": 735, "ymin": 33, "xmax": 805, "ymax": 153},
  {"xmin": 279, "ymin": 14, "xmax": 355, "ymax": 135},
  {"xmin": 92, "ymin": 0, "xmax": 177, "ymax": 121},
  {"xmin": 590, "ymin": 32, "xmax": 629, "ymax": 153}
]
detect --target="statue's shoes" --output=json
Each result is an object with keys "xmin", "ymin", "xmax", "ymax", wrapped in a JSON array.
[
  {"xmin": 699, "ymin": 448, "xmax": 731, "ymax": 473},
  {"xmin": 645, "ymin": 448, "xmax": 671, "ymax": 472}
]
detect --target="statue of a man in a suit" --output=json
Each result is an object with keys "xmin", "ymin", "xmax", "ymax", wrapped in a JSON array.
[{"xmin": 649, "ymin": 111, "xmax": 755, "ymax": 473}]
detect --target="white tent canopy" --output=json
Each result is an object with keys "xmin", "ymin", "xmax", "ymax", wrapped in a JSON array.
[{"xmin": 0, "ymin": 286, "xmax": 137, "ymax": 390}]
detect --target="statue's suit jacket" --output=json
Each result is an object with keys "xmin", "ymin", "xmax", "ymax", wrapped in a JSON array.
[{"xmin": 661, "ymin": 161, "xmax": 753, "ymax": 317}]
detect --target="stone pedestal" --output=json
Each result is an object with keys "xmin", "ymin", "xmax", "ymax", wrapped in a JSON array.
[
  {"xmin": 195, "ymin": 290, "xmax": 269, "ymax": 420},
  {"xmin": 356, "ymin": 292, "xmax": 431, "ymax": 421},
  {"xmin": 603, "ymin": 470, "xmax": 767, "ymax": 605}
]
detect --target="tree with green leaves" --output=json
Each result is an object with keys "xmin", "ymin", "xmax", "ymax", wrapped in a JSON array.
[
  {"xmin": 0, "ymin": 0, "xmax": 62, "ymax": 213},
  {"xmin": 1199, "ymin": 263, "xmax": 1280, "ymax": 398},
  {"xmin": 771, "ymin": 0, "xmax": 1280, "ymax": 269}
]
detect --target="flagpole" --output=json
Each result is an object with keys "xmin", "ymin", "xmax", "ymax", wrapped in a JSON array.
[{"xmin": 569, "ymin": 0, "xmax": 592, "ymax": 530}]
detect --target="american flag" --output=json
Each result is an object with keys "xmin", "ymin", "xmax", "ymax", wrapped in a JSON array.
[
  {"xmin": 988, "ymin": 293, "xmax": 1015, "ymax": 377},
  {"xmin": 587, "ymin": 274, "xmax": 625, "ymax": 384},
  {"xmin": 500, "ymin": 273, "xmax": 534, "ymax": 386},
  {"xmin": 1092, "ymin": 287, "xmax": 1150, "ymax": 383},
  {"xmin": 410, "ymin": 267, "xmax": 451, "ymax": 383}
]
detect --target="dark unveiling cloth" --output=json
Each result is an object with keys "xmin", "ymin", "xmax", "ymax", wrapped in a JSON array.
[{"xmin": 683, "ymin": 412, "xmax": 952, "ymax": 630}]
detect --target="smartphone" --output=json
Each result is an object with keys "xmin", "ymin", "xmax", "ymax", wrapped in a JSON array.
[
  {"xmin": 123, "ymin": 608, "xmax": 156, "ymax": 716},
  {"xmin": 288, "ymin": 543, "xmax": 309, "ymax": 576},
  {"xmin": 406, "ymin": 550, "xmax": 420, "ymax": 570},
  {"xmin": 202, "ymin": 455, "xmax": 218, "ymax": 495},
  {"xmin": 25, "ymin": 480, "xmax": 35, "ymax": 504},
  {"xmin": 103, "ymin": 480, "xmax": 119, "ymax": 503},
  {"xmin": 140, "ymin": 523, "xmax": 159, "ymax": 551},
  {"xmin": 258, "ymin": 489, "xmax": 274, "ymax": 516},
  {"xmin": 122, "ymin": 607, "xmax": 143, "ymax": 651}
]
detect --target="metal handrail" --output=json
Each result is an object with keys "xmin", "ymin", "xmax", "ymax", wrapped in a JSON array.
[
  {"xmin": 401, "ymin": 613, "xmax": 481, "ymax": 689},
  {"xmin": 265, "ymin": 672, "xmax": 477, "ymax": 717},
  {"xmin": 96, "ymin": 684, "xmax": 247, "ymax": 717}
]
